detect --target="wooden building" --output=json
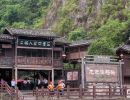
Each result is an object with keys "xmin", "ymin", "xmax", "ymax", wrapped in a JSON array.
[
  {"xmin": 116, "ymin": 38, "xmax": 130, "ymax": 85},
  {"xmin": 66, "ymin": 40, "xmax": 92, "ymax": 68},
  {"xmin": 0, "ymin": 28, "xmax": 67, "ymax": 86}
]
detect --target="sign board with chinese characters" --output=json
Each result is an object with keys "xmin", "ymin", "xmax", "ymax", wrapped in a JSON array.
[
  {"xmin": 18, "ymin": 39, "xmax": 52, "ymax": 48},
  {"xmin": 2, "ymin": 44, "xmax": 12, "ymax": 48},
  {"xmin": 85, "ymin": 64, "xmax": 119, "ymax": 82},
  {"xmin": 67, "ymin": 71, "xmax": 78, "ymax": 81}
]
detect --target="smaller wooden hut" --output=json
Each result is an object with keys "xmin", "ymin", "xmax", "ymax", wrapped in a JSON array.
[{"xmin": 116, "ymin": 38, "xmax": 130, "ymax": 85}]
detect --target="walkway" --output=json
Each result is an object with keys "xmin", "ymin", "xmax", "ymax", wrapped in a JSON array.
[{"xmin": 22, "ymin": 91, "xmax": 36, "ymax": 100}]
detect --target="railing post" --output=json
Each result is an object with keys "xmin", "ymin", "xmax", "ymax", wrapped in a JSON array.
[
  {"xmin": 36, "ymin": 87, "xmax": 38, "ymax": 100},
  {"xmin": 124, "ymin": 86, "xmax": 127, "ymax": 98},
  {"xmin": 93, "ymin": 85, "xmax": 96, "ymax": 99},
  {"xmin": 0, "ymin": 83, "xmax": 1, "ymax": 100},
  {"xmin": 67, "ymin": 85, "xmax": 70, "ymax": 99},
  {"xmin": 16, "ymin": 87, "xmax": 18, "ymax": 100},
  {"xmin": 0, "ymin": 83, "xmax": 2, "ymax": 92},
  {"xmin": 109, "ymin": 85, "xmax": 112, "ymax": 98},
  {"xmin": 41, "ymin": 86, "xmax": 44, "ymax": 98},
  {"xmin": 57, "ymin": 89, "xmax": 59, "ymax": 98},
  {"xmin": 79, "ymin": 84, "xmax": 83, "ymax": 98}
]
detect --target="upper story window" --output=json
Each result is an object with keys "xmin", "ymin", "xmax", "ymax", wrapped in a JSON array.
[
  {"xmin": 17, "ymin": 49, "xmax": 51, "ymax": 57},
  {"xmin": 54, "ymin": 51, "xmax": 61, "ymax": 59}
]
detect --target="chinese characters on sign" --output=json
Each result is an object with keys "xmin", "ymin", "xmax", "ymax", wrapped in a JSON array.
[
  {"xmin": 67, "ymin": 71, "xmax": 78, "ymax": 81},
  {"xmin": 88, "ymin": 69, "xmax": 116, "ymax": 76},
  {"xmin": 18, "ymin": 39, "xmax": 52, "ymax": 48},
  {"xmin": 85, "ymin": 64, "xmax": 118, "ymax": 82}
]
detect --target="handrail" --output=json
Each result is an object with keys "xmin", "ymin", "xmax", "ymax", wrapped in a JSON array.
[
  {"xmin": 33, "ymin": 85, "xmax": 127, "ymax": 99},
  {"xmin": 0, "ymin": 82, "xmax": 24, "ymax": 100}
]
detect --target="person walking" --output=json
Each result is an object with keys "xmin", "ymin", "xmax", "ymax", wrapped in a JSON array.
[
  {"xmin": 11, "ymin": 79, "xmax": 16, "ymax": 88},
  {"xmin": 43, "ymin": 78, "xmax": 48, "ymax": 88}
]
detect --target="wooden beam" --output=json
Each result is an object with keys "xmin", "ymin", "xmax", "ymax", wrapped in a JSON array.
[{"xmin": 17, "ymin": 46, "xmax": 52, "ymax": 50}]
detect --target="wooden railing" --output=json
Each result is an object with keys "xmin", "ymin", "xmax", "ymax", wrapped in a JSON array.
[
  {"xmin": 32, "ymin": 85, "xmax": 128, "ymax": 100},
  {"xmin": 0, "ymin": 82, "xmax": 24, "ymax": 100},
  {"xmin": 0, "ymin": 57, "xmax": 13, "ymax": 65},
  {"xmin": 17, "ymin": 56, "xmax": 52, "ymax": 65},
  {"xmin": 67, "ymin": 51, "xmax": 86, "ymax": 60},
  {"xmin": 0, "ymin": 56, "xmax": 63, "ymax": 67},
  {"xmin": 53, "ymin": 59, "xmax": 63, "ymax": 68},
  {"xmin": 17, "ymin": 56, "xmax": 63, "ymax": 67}
]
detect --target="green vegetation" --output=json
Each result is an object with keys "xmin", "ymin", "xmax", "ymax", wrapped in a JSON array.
[
  {"xmin": 0, "ymin": 0, "xmax": 51, "ymax": 31},
  {"xmin": 52, "ymin": 0, "xmax": 130, "ymax": 55},
  {"xmin": 0, "ymin": 0, "xmax": 130, "ymax": 55}
]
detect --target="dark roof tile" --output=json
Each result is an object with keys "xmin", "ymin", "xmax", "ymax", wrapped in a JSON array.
[
  {"xmin": 69, "ymin": 39, "xmax": 92, "ymax": 47},
  {"xmin": 5, "ymin": 28, "xmax": 58, "ymax": 37},
  {"xmin": 54, "ymin": 36, "xmax": 70, "ymax": 44},
  {"xmin": 0, "ymin": 34, "xmax": 15, "ymax": 40},
  {"xmin": 117, "ymin": 45, "xmax": 130, "ymax": 52}
]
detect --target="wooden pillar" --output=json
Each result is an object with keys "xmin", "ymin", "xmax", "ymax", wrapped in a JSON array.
[
  {"xmin": 12, "ymin": 69, "xmax": 15, "ymax": 79},
  {"xmin": 81, "ymin": 57, "xmax": 85, "ymax": 89},
  {"xmin": 52, "ymin": 68, "xmax": 54, "ymax": 84},
  {"xmin": 51, "ymin": 39, "xmax": 54, "ymax": 83},
  {"xmin": 62, "ymin": 69, "xmax": 64, "ymax": 78},
  {"xmin": 15, "ymin": 67, "xmax": 18, "ymax": 87},
  {"xmin": 119, "ymin": 60, "xmax": 123, "ymax": 87},
  {"xmin": 48, "ymin": 70, "xmax": 51, "ymax": 82},
  {"xmin": 14, "ymin": 37, "xmax": 18, "ymax": 87}
]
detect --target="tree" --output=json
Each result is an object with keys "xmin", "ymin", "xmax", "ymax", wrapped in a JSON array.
[
  {"xmin": 68, "ymin": 27, "xmax": 86, "ymax": 41},
  {"xmin": 88, "ymin": 38, "xmax": 115, "ymax": 55},
  {"xmin": 97, "ymin": 19, "xmax": 127, "ymax": 47}
]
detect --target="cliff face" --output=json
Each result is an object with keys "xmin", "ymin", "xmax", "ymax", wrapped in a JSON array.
[{"xmin": 43, "ymin": 0, "xmax": 129, "ymax": 33}]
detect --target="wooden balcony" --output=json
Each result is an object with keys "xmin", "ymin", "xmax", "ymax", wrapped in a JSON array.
[
  {"xmin": 0, "ymin": 56, "xmax": 63, "ymax": 69},
  {"xmin": 17, "ymin": 56, "xmax": 63, "ymax": 68},
  {"xmin": 67, "ymin": 51, "xmax": 86, "ymax": 60},
  {"xmin": 0, "ymin": 57, "xmax": 14, "ymax": 68},
  {"xmin": 53, "ymin": 59, "xmax": 63, "ymax": 68},
  {"xmin": 17, "ymin": 56, "xmax": 52, "ymax": 66}
]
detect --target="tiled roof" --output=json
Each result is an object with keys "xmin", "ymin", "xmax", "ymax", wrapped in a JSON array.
[
  {"xmin": 117, "ymin": 45, "xmax": 130, "ymax": 52},
  {"xmin": 54, "ymin": 36, "xmax": 70, "ymax": 44},
  {"xmin": 69, "ymin": 39, "xmax": 92, "ymax": 47},
  {"xmin": 5, "ymin": 28, "xmax": 58, "ymax": 37},
  {"xmin": 0, "ymin": 34, "xmax": 15, "ymax": 40}
]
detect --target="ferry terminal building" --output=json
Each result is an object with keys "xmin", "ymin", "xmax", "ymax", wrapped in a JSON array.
[
  {"xmin": 0, "ymin": 28, "xmax": 91, "ymax": 88},
  {"xmin": 0, "ymin": 28, "xmax": 67, "ymax": 86}
]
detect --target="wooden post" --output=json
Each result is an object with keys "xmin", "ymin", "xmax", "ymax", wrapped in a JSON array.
[
  {"xmin": 16, "ymin": 87, "xmax": 18, "ymax": 100},
  {"xmin": 36, "ymin": 87, "xmax": 38, "ymax": 100},
  {"xmin": 48, "ymin": 71, "xmax": 50, "ymax": 83},
  {"xmin": 52, "ymin": 40, "xmax": 54, "ymax": 84},
  {"xmin": 0, "ymin": 83, "xmax": 1, "ymax": 100},
  {"xmin": 41, "ymin": 87, "xmax": 44, "ymax": 98},
  {"xmin": 57, "ymin": 89, "xmax": 59, "ymax": 98},
  {"xmin": 79, "ymin": 84, "xmax": 83, "ymax": 98},
  {"xmin": 124, "ymin": 86, "xmax": 127, "ymax": 98},
  {"xmin": 52, "ymin": 68, "xmax": 54, "ymax": 84},
  {"xmin": 0, "ymin": 82, "xmax": 2, "ymax": 91},
  {"xmin": 14, "ymin": 37, "xmax": 18, "ymax": 87},
  {"xmin": 93, "ymin": 85, "xmax": 96, "ymax": 99},
  {"xmin": 11, "ymin": 94, "xmax": 13, "ymax": 100},
  {"xmin": 109, "ymin": 85, "xmax": 112, "ymax": 98},
  {"xmin": 119, "ymin": 60, "xmax": 123, "ymax": 88},
  {"xmin": 67, "ymin": 85, "xmax": 70, "ymax": 99},
  {"xmin": 81, "ymin": 57, "xmax": 85, "ymax": 89},
  {"xmin": 15, "ymin": 67, "xmax": 18, "ymax": 88}
]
